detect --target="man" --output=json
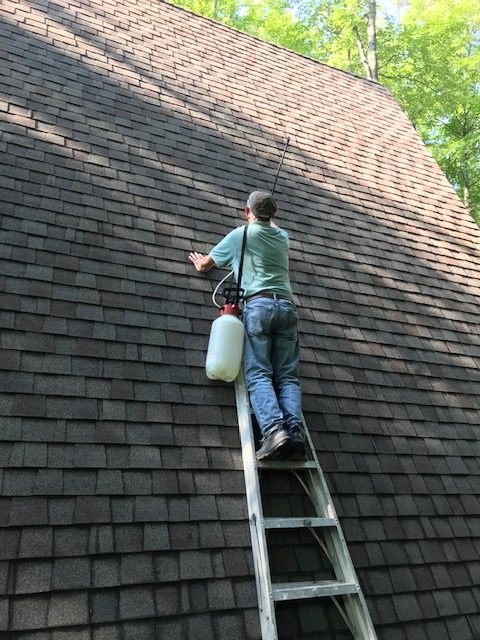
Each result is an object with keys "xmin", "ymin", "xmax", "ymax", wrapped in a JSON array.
[{"xmin": 188, "ymin": 190, "xmax": 305, "ymax": 461}]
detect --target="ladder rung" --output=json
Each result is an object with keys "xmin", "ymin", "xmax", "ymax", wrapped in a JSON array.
[
  {"xmin": 272, "ymin": 580, "xmax": 359, "ymax": 601},
  {"xmin": 257, "ymin": 460, "xmax": 318, "ymax": 469},
  {"xmin": 264, "ymin": 517, "xmax": 336, "ymax": 529}
]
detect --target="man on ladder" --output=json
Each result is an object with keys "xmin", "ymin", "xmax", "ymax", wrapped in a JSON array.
[
  {"xmin": 189, "ymin": 190, "xmax": 305, "ymax": 461},
  {"xmin": 190, "ymin": 191, "xmax": 378, "ymax": 640}
]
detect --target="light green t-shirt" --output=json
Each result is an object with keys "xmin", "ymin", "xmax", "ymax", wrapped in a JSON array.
[{"xmin": 209, "ymin": 221, "xmax": 293, "ymax": 299}]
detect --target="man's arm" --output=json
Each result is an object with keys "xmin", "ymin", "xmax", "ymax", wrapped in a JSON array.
[
  {"xmin": 189, "ymin": 226, "xmax": 238, "ymax": 273},
  {"xmin": 189, "ymin": 252, "xmax": 215, "ymax": 272}
]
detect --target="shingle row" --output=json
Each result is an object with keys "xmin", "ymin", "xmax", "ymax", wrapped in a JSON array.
[
  {"xmin": 0, "ymin": 525, "xmax": 252, "ymax": 561},
  {"xmin": 0, "ymin": 494, "xmax": 248, "ymax": 526},
  {"xmin": 3, "ymin": 581, "xmax": 257, "ymax": 632}
]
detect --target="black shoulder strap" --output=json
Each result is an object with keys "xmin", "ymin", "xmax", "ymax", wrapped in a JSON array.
[{"xmin": 235, "ymin": 225, "xmax": 248, "ymax": 304}]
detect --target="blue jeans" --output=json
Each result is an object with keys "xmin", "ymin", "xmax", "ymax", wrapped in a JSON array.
[{"xmin": 243, "ymin": 297, "xmax": 302, "ymax": 436}]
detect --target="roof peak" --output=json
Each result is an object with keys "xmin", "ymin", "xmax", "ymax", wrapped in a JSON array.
[{"xmin": 165, "ymin": 0, "xmax": 390, "ymax": 91}]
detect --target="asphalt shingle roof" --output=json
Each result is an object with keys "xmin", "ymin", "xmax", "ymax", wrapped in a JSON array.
[{"xmin": 1, "ymin": 0, "xmax": 480, "ymax": 637}]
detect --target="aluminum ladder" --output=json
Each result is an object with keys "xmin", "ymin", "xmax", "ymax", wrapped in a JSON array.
[{"xmin": 234, "ymin": 372, "xmax": 378, "ymax": 640}]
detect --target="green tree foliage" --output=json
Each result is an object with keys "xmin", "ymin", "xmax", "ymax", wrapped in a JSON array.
[
  {"xmin": 169, "ymin": 0, "xmax": 480, "ymax": 225},
  {"xmin": 171, "ymin": 0, "xmax": 319, "ymax": 55},
  {"xmin": 297, "ymin": 0, "xmax": 372, "ymax": 75},
  {"xmin": 381, "ymin": 0, "xmax": 480, "ymax": 224}
]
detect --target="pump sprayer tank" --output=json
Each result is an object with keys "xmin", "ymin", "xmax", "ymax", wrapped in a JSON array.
[{"xmin": 205, "ymin": 303, "xmax": 244, "ymax": 382}]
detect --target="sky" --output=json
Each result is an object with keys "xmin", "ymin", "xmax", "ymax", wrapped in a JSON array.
[{"xmin": 377, "ymin": 0, "xmax": 407, "ymax": 22}]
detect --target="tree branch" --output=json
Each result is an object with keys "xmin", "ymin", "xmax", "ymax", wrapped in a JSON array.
[{"xmin": 353, "ymin": 24, "xmax": 371, "ymax": 79}]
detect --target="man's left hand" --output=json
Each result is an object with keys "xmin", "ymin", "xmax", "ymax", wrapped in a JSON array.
[{"xmin": 188, "ymin": 252, "xmax": 214, "ymax": 272}]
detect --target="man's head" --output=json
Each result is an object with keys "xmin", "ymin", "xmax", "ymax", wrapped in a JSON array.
[{"xmin": 245, "ymin": 191, "xmax": 277, "ymax": 222}]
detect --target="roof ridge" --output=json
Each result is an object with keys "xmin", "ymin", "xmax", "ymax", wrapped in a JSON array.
[{"xmin": 164, "ymin": 0, "xmax": 391, "ymax": 92}]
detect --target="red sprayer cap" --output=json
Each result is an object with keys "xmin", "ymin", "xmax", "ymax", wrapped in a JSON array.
[{"xmin": 220, "ymin": 303, "xmax": 242, "ymax": 317}]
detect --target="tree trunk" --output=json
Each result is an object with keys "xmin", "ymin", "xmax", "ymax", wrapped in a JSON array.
[
  {"xmin": 461, "ymin": 162, "xmax": 470, "ymax": 208},
  {"xmin": 347, "ymin": 48, "xmax": 352, "ymax": 73},
  {"xmin": 367, "ymin": 0, "xmax": 378, "ymax": 82},
  {"xmin": 353, "ymin": 25, "xmax": 370, "ymax": 79},
  {"xmin": 353, "ymin": 0, "xmax": 378, "ymax": 82},
  {"xmin": 459, "ymin": 115, "xmax": 472, "ymax": 210}
]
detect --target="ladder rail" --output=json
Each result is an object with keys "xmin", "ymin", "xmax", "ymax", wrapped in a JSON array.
[
  {"xmin": 302, "ymin": 417, "xmax": 362, "ymax": 583},
  {"xmin": 302, "ymin": 415, "xmax": 378, "ymax": 639},
  {"xmin": 234, "ymin": 372, "xmax": 278, "ymax": 639}
]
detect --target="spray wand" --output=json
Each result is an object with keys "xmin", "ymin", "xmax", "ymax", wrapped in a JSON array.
[
  {"xmin": 271, "ymin": 136, "xmax": 290, "ymax": 196},
  {"xmin": 212, "ymin": 137, "xmax": 291, "ymax": 308}
]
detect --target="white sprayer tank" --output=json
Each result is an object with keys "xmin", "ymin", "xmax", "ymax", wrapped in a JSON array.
[{"xmin": 206, "ymin": 304, "xmax": 245, "ymax": 382}]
